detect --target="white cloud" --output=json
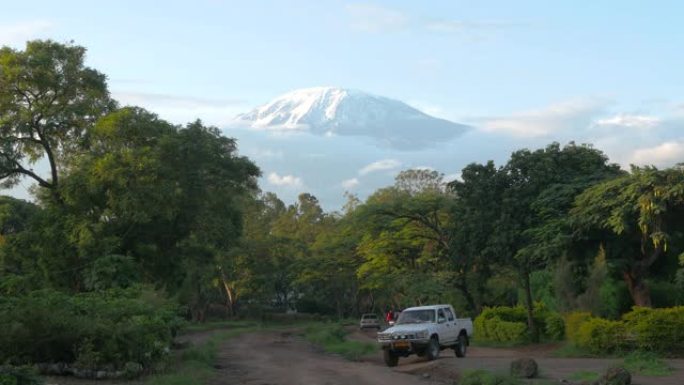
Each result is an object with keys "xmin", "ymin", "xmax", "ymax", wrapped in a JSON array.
[
  {"xmin": 359, "ymin": 159, "xmax": 401, "ymax": 175},
  {"xmin": 341, "ymin": 178, "xmax": 360, "ymax": 189},
  {"xmin": 629, "ymin": 141, "xmax": 684, "ymax": 167},
  {"xmin": 480, "ymin": 99, "xmax": 607, "ymax": 137},
  {"xmin": 444, "ymin": 173, "xmax": 461, "ymax": 182},
  {"xmin": 594, "ymin": 114, "xmax": 661, "ymax": 128},
  {"xmin": 345, "ymin": 3, "xmax": 409, "ymax": 32},
  {"xmin": 114, "ymin": 91, "xmax": 247, "ymax": 126},
  {"xmin": 267, "ymin": 172, "xmax": 303, "ymax": 188},
  {"xmin": 0, "ymin": 20, "xmax": 54, "ymax": 46}
]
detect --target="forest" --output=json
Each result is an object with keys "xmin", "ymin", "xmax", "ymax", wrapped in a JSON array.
[{"xmin": 1, "ymin": 41, "xmax": 684, "ymax": 374}]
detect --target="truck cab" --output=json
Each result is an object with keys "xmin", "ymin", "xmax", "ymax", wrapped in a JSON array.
[{"xmin": 376, "ymin": 304, "xmax": 473, "ymax": 367}]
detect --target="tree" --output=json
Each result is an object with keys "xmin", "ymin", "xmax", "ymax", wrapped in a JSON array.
[
  {"xmin": 491, "ymin": 142, "xmax": 621, "ymax": 340},
  {"xmin": 572, "ymin": 166, "xmax": 684, "ymax": 307},
  {"xmin": 0, "ymin": 40, "xmax": 114, "ymax": 198}
]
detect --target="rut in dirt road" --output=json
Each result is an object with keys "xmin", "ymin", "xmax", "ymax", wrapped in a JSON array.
[{"xmin": 210, "ymin": 331, "xmax": 430, "ymax": 385}]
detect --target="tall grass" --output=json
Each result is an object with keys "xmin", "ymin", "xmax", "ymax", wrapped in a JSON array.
[{"xmin": 303, "ymin": 323, "xmax": 376, "ymax": 361}]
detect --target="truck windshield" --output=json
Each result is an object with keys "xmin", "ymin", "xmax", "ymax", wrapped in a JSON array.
[{"xmin": 396, "ymin": 309, "xmax": 435, "ymax": 324}]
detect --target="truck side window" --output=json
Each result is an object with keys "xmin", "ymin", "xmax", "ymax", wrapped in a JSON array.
[
  {"xmin": 444, "ymin": 308, "xmax": 455, "ymax": 321},
  {"xmin": 437, "ymin": 309, "xmax": 445, "ymax": 321}
]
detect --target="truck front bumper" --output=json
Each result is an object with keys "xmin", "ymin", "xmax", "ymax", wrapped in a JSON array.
[{"xmin": 378, "ymin": 338, "xmax": 431, "ymax": 355}]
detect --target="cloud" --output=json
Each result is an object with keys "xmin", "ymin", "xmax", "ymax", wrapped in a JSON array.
[
  {"xmin": 113, "ymin": 91, "xmax": 247, "ymax": 126},
  {"xmin": 345, "ymin": 3, "xmax": 524, "ymax": 35},
  {"xmin": 341, "ymin": 177, "xmax": 360, "ymax": 189},
  {"xmin": 480, "ymin": 99, "xmax": 607, "ymax": 137},
  {"xmin": 359, "ymin": 159, "xmax": 401, "ymax": 175},
  {"xmin": 594, "ymin": 114, "xmax": 661, "ymax": 128},
  {"xmin": 345, "ymin": 3, "xmax": 409, "ymax": 32},
  {"xmin": 0, "ymin": 20, "xmax": 54, "ymax": 46},
  {"xmin": 114, "ymin": 91, "xmax": 245, "ymax": 109},
  {"xmin": 628, "ymin": 141, "xmax": 684, "ymax": 168},
  {"xmin": 267, "ymin": 172, "xmax": 303, "ymax": 188}
]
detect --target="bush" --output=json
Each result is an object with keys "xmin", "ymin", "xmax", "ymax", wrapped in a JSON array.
[
  {"xmin": 576, "ymin": 317, "xmax": 627, "ymax": 354},
  {"xmin": 564, "ymin": 311, "xmax": 592, "ymax": 344},
  {"xmin": 474, "ymin": 304, "xmax": 563, "ymax": 343},
  {"xmin": 544, "ymin": 312, "xmax": 565, "ymax": 341},
  {"xmin": 0, "ymin": 287, "xmax": 182, "ymax": 371},
  {"xmin": 621, "ymin": 306, "xmax": 684, "ymax": 354}
]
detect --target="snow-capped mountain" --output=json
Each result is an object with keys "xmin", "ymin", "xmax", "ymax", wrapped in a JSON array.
[{"xmin": 231, "ymin": 87, "xmax": 469, "ymax": 149}]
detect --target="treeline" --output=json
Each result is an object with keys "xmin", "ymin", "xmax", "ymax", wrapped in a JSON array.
[{"xmin": 1, "ymin": 40, "xmax": 684, "ymax": 370}]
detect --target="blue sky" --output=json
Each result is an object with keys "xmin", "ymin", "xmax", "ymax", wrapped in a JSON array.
[{"xmin": 2, "ymin": 1, "xmax": 684, "ymax": 209}]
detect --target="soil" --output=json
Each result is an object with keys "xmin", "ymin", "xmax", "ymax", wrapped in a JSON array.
[{"xmin": 43, "ymin": 326, "xmax": 684, "ymax": 385}]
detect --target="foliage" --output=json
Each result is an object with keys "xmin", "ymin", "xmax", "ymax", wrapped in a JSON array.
[
  {"xmin": 621, "ymin": 306, "xmax": 684, "ymax": 354},
  {"xmin": 569, "ymin": 371, "xmax": 600, "ymax": 381},
  {"xmin": 564, "ymin": 311, "xmax": 592, "ymax": 343},
  {"xmin": 622, "ymin": 351, "xmax": 673, "ymax": 376},
  {"xmin": 575, "ymin": 317, "xmax": 627, "ymax": 354},
  {"xmin": 474, "ymin": 305, "xmax": 564, "ymax": 343},
  {"xmin": 0, "ymin": 287, "xmax": 181, "ymax": 369},
  {"xmin": 0, "ymin": 366, "xmax": 43, "ymax": 385},
  {"xmin": 568, "ymin": 307, "xmax": 684, "ymax": 355},
  {"xmin": 0, "ymin": 40, "xmax": 114, "ymax": 194}
]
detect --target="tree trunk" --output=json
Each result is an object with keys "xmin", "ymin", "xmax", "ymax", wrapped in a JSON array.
[
  {"xmin": 623, "ymin": 270, "xmax": 652, "ymax": 307},
  {"xmin": 455, "ymin": 281, "xmax": 477, "ymax": 315},
  {"xmin": 522, "ymin": 268, "xmax": 539, "ymax": 342}
]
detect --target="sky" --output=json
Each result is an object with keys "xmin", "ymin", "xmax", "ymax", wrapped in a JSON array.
[{"xmin": 2, "ymin": 1, "xmax": 684, "ymax": 210}]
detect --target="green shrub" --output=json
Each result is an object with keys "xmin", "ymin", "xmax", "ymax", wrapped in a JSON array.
[
  {"xmin": 576, "ymin": 317, "xmax": 626, "ymax": 354},
  {"xmin": 544, "ymin": 312, "xmax": 565, "ymax": 341},
  {"xmin": 474, "ymin": 304, "xmax": 563, "ymax": 343},
  {"xmin": 0, "ymin": 287, "xmax": 182, "ymax": 370},
  {"xmin": 564, "ymin": 311, "xmax": 592, "ymax": 344},
  {"xmin": 622, "ymin": 306, "xmax": 684, "ymax": 354}
]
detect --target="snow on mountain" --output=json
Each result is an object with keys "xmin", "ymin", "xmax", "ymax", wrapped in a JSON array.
[{"xmin": 230, "ymin": 87, "xmax": 469, "ymax": 149}]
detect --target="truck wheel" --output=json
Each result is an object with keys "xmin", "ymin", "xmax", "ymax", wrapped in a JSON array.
[
  {"xmin": 383, "ymin": 349, "xmax": 399, "ymax": 367},
  {"xmin": 426, "ymin": 337, "xmax": 440, "ymax": 361},
  {"xmin": 454, "ymin": 334, "xmax": 467, "ymax": 358}
]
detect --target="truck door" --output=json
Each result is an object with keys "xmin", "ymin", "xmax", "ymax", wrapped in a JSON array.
[{"xmin": 442, "ymin": 307, "xmax": 458, "ymax": 344}]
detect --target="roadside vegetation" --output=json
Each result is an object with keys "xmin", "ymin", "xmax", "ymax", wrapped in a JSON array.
[
  {"xmin": 303, "ymin": 323, "xmax": 376, "ymax": 361},
  {"xmin": 1, "ymin": 39, "xmax": 684, "ymax": 381}
]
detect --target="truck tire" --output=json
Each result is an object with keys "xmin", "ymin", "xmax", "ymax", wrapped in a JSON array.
[
  {"xmin": 383, "ymin": 349, "xmax": 399, "ymax": 367},
  {"xmin": 426, "ymin": 337, "xmax": 440, "ymax": 361},
  {"xmin": 454, "ymin": 334, "xmax": 467, "ymax": 358}
]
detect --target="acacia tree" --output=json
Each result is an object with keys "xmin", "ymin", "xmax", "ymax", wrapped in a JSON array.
[
  {"xmin": 0, "ymin": 40, "xmax": 114, "ymax": 198},
  {"xmin": 572, "ymin": 166, "xmax": 684, "ymax": 307}
]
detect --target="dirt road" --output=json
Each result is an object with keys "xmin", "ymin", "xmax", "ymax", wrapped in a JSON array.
[{"xmin": 208, "ymin": 328, "xmax": 684, "ymax": 385}]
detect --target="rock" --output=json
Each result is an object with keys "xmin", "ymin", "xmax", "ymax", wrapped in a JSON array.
[
  {"xmin": 422, "ymin": 373, "xmax": 431, "ymax": 379},
  {"xmin": 510, "ymin": 357, "xmax": 538, "ymax": 378},
  {"xmin": 96, "ymin": 370, "xmax": 108, "ymax": 379},
  {"xmin": 593, "ymin": 367, "xmax": 631, "ymax": 385}
]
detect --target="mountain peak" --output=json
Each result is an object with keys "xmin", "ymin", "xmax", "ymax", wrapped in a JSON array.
[{"xmin": 231, "ymin": 87, "xmax": 469, "ymax": 149}]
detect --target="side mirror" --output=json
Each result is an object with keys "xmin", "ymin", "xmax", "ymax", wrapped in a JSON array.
[{"xmin": 438, "ymin": 316, "xmax": 446, "ymax": 324}]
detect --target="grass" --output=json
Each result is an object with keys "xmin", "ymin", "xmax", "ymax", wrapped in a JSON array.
[
  {"xmin": 145, "ymin": 322, "xmax": 263, "ymax": 385},
  {"xmin": 551, "ymin": 343, "xmax": 599, "ymax": 358},
  {"xmin": 303, "ymin": 323, "xmax": 377, "ymax": 361},
  {"xmin": 569, "ymin": 370, "xmax": 600, "ymax": 381},
  {"xmin": 459, "ymin": 369, "xmax": 523, "ymax": 385},
  {"xmin": 623, "ymin": 351, "xmax": 674, "ymax": 377}
]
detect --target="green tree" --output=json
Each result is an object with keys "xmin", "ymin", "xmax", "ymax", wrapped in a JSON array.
[
  {"xmin": 572, "ymin": 165, "xmax": 684, "ymax": 307},
  {"xmin": 0, "ymin": 40, "xmax": 114, "ymax": 197}
]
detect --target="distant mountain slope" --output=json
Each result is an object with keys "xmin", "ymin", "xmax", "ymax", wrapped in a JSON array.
[{"xmin": 231, "ymin": 87, "xmax": 469, "ymax": 149}]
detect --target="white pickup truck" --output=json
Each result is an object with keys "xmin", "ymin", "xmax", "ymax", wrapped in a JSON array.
[{"xmin": 376, "ymin": 304, "xmax": 473, "ymax": 367}]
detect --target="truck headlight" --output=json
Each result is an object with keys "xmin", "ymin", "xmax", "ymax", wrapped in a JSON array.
[{"xmin": 416, "ymin": 330, "xmax": 428, "ymax": 339}]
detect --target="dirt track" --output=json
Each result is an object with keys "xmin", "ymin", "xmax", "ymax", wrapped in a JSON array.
[{"xmin": 207, "ymin": 327, "xmax": 684, "ymax": 385}]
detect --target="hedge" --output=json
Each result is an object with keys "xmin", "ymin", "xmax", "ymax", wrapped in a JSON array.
[
  {"xmin": 567, "ymin": 306, "xmax": 684, "ymax": 355},
  {"xmin": 473, "ymin": 304, "xmax": 565, "ymax": 343},
  {"xmin": 0, "ymin": 287, "xmax": 182, "ymax": 371}
]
